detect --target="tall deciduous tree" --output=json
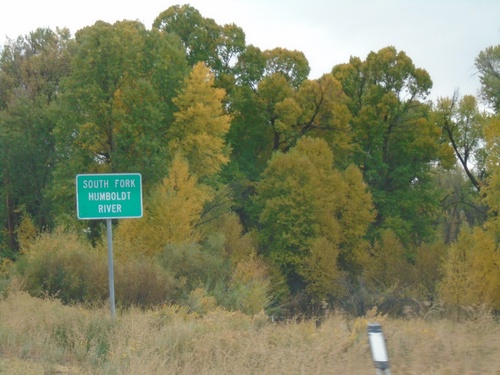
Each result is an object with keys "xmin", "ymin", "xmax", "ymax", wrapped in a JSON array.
[
  {"xmin": 254, "ymin": 137, "xmax": 374, "ymax": 301},
  {"xmin": 435, "ymin": 94, "xmax": 486, "ymax": 191},
  {"xmin": 227, "ymin": 46, "xmax": 351, "ymax": 183},
  {"xmin": 51, "ymin": 20, "xmax": 187, "ymax": 223},
  {"xmin": 481, "ymin": 115, "xmax": 500, "ymax": 234},
  {"xmin": 226, "ymin": 47, "xmax": 352, "ymax": 235},
  {"xmin": 475, "ymin": 44, "xmax": 500, "ymax": 112},
  {"xmin": 153, "ymin": 4, "xmax": 220, "ymax": 67},
  {"xmin": 169, "ymin": 62, "xmax": 232, "ymax": 180},
  {"xmin": 0, "ymin": 28, "xmax": 73, "ymax": 249},
  {"xmin": 332, "ymin": 46, "xmax": 451, "ymax": 245},
  {"xmin": 153, "ymin": 4, "xmax": 246, "ymax": 86}
]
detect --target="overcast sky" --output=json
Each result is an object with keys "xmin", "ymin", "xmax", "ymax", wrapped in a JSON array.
[{"xmin": 1, "ymin": 1, "xmax": 499, "ymax": 102}]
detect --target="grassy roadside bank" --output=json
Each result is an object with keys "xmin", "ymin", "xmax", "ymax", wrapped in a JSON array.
[{"xmin": 0, "ymin": 291, "xmax": 499, "ymax": 374}]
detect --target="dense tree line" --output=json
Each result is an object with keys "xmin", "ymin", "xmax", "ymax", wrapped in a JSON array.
[{"xmin": 1, "ymin": 4, "xmax": 499, "ymax": 316}]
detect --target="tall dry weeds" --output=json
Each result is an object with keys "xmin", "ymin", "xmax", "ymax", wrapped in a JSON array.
[{"xmin": 0, "ymin": 292, "xmax": 499, "ymax": 374}]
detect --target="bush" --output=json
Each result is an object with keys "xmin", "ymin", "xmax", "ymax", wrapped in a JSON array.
[
  {"xmin": 18, "ymin": 229, "xmax": 107, "ymax": 304},
  {"xmin": 17, "ymin": 229, "xmax": 180, "ymax": 307},
  {"xmin": 114, "ymin": 256, "xmax": 179, "ymax": 307},
  {"xmin": 157, "ymin": 235, "xmax": 230, "ymax": 292},
  {"xmin": 216, "ymin": 257, "xmax": 271, "ymax": 315}
]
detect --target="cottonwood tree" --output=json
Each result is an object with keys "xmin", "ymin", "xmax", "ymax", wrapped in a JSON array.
[
  {"xmin": 228, "ymin": 45, "xmax": 313, "ymax": 175},
  {"xmin": 227, "ymin": 48, "xmax": 352, "ymax": 233},
  {"xmin": 0, "ymin": 28, "xmax": 73, "ymax": 249},
  {"xmin": 50, "ymin": 20, "xmax": 187, "ymax": 227},
  {"xmin": 332, "ymin": 46, "xmax": 452, "ymax": 245},
  {"xmin": 476, "ymin": 44, "xmax": 500, "ymax": 112},
  {"xmin": 435, "ymin": 94, "xmax": 487, "ymax": 192},
  {"xmin": 153, "ymin": 4, "xmax": 246, "ymax": 87},
  {"xmin": 254, "ymin": 137, "xmax": 374, "ymax": 303}
]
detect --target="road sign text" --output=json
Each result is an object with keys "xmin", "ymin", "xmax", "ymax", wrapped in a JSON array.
[{"xmin": 76, "ymin": 173, "xmax": 143, "ymax": 220}]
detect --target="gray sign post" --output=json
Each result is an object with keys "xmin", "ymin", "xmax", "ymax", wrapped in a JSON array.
[{"xmin": 76, "ymin": 173, "xmax": 143, "ymax": 318}]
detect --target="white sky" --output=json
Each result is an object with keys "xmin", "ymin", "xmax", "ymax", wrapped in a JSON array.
[{"xmin": 1, "ymin": 0, "xmax": 499, "ymax": 102}]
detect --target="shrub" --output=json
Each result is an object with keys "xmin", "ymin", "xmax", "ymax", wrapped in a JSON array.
[
  {"xmin": 17, "ymin": 229, "xmax": 180, "ymax": 307},
  {"xmin": 218, "ymin": 256, "xmax": 271, "ymax": 315},
  {"xmin": 114, "ymin": 256, "xmax": 180, "ymax": 307},
  {"xmin": 157, "ymin": 235, "xmax": 230, "ymax": 292},
  {"xmin": 439, "ymin": 227, "xmax": 500, "ymax": 311},
  {"xmin": 18, "ymin": 229, "xmax": 107, "ymax": 304}
]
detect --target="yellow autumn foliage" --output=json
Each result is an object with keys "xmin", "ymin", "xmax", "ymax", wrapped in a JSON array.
[
  {"xmin": 114, "ymin": 154, "xmax": 212, "ymax": 258},
  {"xmin": 169, "ymin": 62, "xmax": 232, "ymax": 179},
  {"xmin": 439, "ymin": 227, "xmax": 500, "ymax": 309}
]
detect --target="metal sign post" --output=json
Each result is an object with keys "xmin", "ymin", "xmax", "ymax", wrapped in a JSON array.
[
  {"xmin": 106, "ymin": 219, "xmax": 116, "ymax": 318},
  {"xmin": 76, "ymin": 173, "xmax": 143, "ymax": 318},
  {"xmin": 368, "ymin": 323, "xmax": 391, "ymax": 375}
]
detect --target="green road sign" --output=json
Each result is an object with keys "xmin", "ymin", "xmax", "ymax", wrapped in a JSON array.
[{"xmin": 76, "ymin": 173, "xmax": 143, "ymax": 220}]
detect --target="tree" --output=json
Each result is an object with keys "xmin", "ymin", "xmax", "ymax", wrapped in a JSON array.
[
  {"xmin": 436, "ymin": 167, "xmax": 487, "ymax": 244},
  {"xmin": 226, "ymin": 51, "xmax": 354, "ymax": 244},
  {"xmin": 293, "ymin": 74, "xmax": 353, "ymax": 164},
  {"xmin": 481, "ymin": 115, "xmax": 500, "ymax": 234},
  {"xmin": 50, "ymin": 20, "xmax": 187, "ymax": 224},
  {"xmin": 114, "ymin": 154, "xmax": 213, "ymax": 258},
  {"xmin": 153, "ymin": 4, "xmax": 246, "ymax": 85},
  {"xmin": 332, "ymin": 46, "xmax": 451, "ymax": 245},
  {"xmin": 435, "ymin": 94, "xmax": 487, "ymax": 191},
  {"xmin": 254, "ymin": 137, "xmax": 374, "ymax": 302},
  {"xmin": 439, "ymin": 227, "xmax": 500, "ymax": 310},
  {"xmin": 0, "ymin": 28, "xmax": 73, "ymax": 249},
  {"xmin": 153, "ymin": 5, "xmax": 220, "ymax": 67},
  {"xmin": 475, "ymin": 44, "xmax": 500, "ymax": 112},
  {"xmin": 168, "ymin": 62, "xmax": 232, "ymax": 180},
  {"xmin": 226, "ymin": 46, "xmax": 351, "ymax": 189},
  {"xmin": 55, "ymin": 20, "xmax": 150, "ymax": 170}
]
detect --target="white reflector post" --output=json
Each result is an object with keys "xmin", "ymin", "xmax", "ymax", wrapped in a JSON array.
[{"xmin": 368, "ymin": 323, "xmax": 390, "ymax": 373}]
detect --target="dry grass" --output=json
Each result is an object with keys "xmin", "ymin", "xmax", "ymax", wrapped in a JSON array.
[{"xmin": 0, "ymin": 291, "xmax": 499, "ymax": 374}]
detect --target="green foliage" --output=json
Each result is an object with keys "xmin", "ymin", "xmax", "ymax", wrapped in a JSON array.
[
  {"xmin": 254, "ymin": 137, "xmax": 374, "ymax": 301},
  {"xmin": 153, "ymin": 4, "xmax": 246, "ymax": 86},
  {"xmin": 333, "ymin": 46, "xmax": 444, "ymax": 245},
  {"xmin": 153, "ymin": 4, "xmax": 221, "ymax": 67},
  {"xmin": 225, "ymin": 45, "xmax": 315, "ymax": 186},
  {"xmin": 50, "ymin": 19, "xmax": 187, "ymax": 225},
  {"xmin": 361, "ymin": 229, "xmax": 410, "ymax": 291},
  {"xmin": 0, "ymin": 28, "xmax": 72, "ymax": 249},
  {"xmin": 435, "ymin": 94, "xmax": 487, "ymax": 191},
  {"xmin": 157, "ymin": 236, "xmax": 229, "ymax": 293},
  {"xmin": 476, "ymin": 44, "xmax": 500, "ymax": 112},
  {"xmin": 17, "ymin": 229, "xmax": 179, "ymax": 306},
  {"xmin": 262, "ymin": 48, "xmax": 310, "ymax": 89},
  {"xmin": 3, "ymin": 6, "xmax": 500, "ymax": 318}
]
